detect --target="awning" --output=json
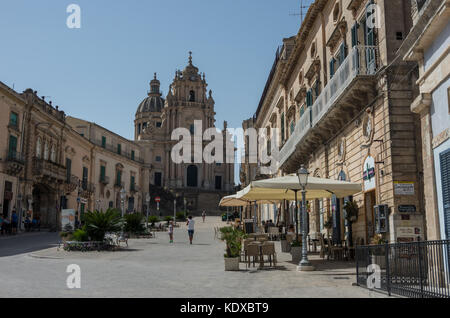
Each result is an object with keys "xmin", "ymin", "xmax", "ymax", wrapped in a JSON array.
[
  {"xmin": 219, "ymin": 194, "xmax": 279, "ymax": 207},
  {"xmin": 237, "ymin": 174, "xmax": 362, "ymax": 201}
]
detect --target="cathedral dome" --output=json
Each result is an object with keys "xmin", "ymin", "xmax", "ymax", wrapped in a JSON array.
[
  {"xmin": 136, "ymin": 73, "xmax": 165, "ymax": 115},
  {"xmin": 136, "ymin": 95, "xmax": 164, "ymax": 114}
]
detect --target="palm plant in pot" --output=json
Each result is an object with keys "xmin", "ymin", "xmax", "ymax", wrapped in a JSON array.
[{"xmin": 219, "ymin": 226, "xmax": 246, "ymax": 271}]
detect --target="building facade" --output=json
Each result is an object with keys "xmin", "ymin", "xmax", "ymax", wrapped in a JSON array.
[
  {"xmin": 400, "ymin": 0, "xmax": 450, "ymax": 241},
  {"xmin": 243, "ymin": 0, "xmax": 426, "ymax": 244},
  {"xmin": 0, "ymin": 54, "xmax": 234, "ymax": 230}
]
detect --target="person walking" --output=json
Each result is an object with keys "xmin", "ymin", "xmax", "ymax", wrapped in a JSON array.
[
  {"xmin": 168, "ymin": 220, "xmax": 174, "ymax": 244},
  {"xmin": 202, "ymin": 210, "xmax": 206, "ymax": 223},
  {"xmin": 11, "ymin": 208, "xmax": 18, "ymax": 235},
  {"xmin": 186, "ymin": 215, "xmax": 195, "ymax": 245}
]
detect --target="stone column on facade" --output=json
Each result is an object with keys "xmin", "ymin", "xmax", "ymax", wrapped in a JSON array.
[{"xmin": 411, "ymin": 93, "xmax": 441, "ymax": 240}]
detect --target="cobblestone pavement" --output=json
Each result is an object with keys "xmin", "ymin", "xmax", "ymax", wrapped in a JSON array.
[{"xmin": 0, "ymin": 217, "xmax": 388, "ymax": 298}]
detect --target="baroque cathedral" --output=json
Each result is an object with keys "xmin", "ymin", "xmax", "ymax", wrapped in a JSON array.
[{"xmin": 134, "ymin": 53, "xmax": 234, "ymax": 212}]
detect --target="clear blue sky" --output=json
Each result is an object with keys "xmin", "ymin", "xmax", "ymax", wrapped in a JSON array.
[{"xmin": 0, "ymin": 0, "xmax": 311, "ymax": 184}]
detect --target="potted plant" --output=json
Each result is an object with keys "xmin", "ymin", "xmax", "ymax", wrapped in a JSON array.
[
  {"xmin": 290, "ymin": 240, "xmax": 302, "ymax": 263},
  {"xmin": 219, "ymin": 226, "xmax": 246, "ymax": 271}
]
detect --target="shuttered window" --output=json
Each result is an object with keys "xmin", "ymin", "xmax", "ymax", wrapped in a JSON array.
[
  {"xmin": 351, "ymin": 23, "xmax": 359, "ymax": 47},
  {"xmin": 306, "ymin": 90, "xmax": 313, "ymax": 107},
  {"xmin": 440, "ymin": 149, "xmax": 450, "ymax": 240},
  {"xmin": 330, "ymin": 58, "xmax": 336, "ymax": 79},
  {"xmin": 100, "ymin": 165, "xmax": 106, "ymax": 182}
]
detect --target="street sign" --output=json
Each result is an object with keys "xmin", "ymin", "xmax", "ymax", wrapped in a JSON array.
[{"xmin": 155, "ymin": 197, "xmax": 161, "ymax": 203}]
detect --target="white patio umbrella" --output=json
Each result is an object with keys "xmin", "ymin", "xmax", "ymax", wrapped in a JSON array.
[
  {"xmin": 219, "ymin": 194, "xmax": 278, "ymax": 207},
  {"xmin": 237, "ymin": 174, "xmax": 362, "ymax": 201}
]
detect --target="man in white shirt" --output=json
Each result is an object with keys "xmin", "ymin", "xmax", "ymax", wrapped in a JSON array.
[{"xmin": 186, "ymin": 216, "xmax": 195, "ymax": 245}]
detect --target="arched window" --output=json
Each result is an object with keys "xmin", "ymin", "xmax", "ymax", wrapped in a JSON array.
[
  {"xmin": 44, "ymin": 141, "xmax": 49, "ymax": 160},
  {"xmin": 187, "ymin": 165, "xmax": 198, "ymax": 187},
  {"xmin": 36, "ymin": 137, "xmax": 42, "ymax": 158},
  {"xmin": 189, "ymin": 90, "xmax": 195, "ymax": 102},
  {"xmin": 50, "ymin": 145, "xmax": 56, "ymax": 162}
]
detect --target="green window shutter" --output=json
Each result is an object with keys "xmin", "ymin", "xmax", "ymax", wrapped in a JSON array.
[
  {"xmin": 66, "ymin": 158, "xmax": 72, "ymax": 181},
  {"xmin": 117, "ymin": 144, "xmax": 121, "ymax": 155},
  {"xmin": 339, "ymin": 43, "xmax": 347, "ymax": 64},
  {"xmin": 281, "ymin": 113, "xmax": 285, "ymax": 142},
  {"xmin": 306, "ymin": 90, "xmax": 312, "ymax": 107},
  {"xmin": 330, "ymin": 58, "xmax": 335, "ymax": 79},
  {"xmin": 117, "ymin": 170, "xmax": 121, "ymax": 185},
  {"xmin": 100, "ymin": 166, "xmax": 106, "ymax": 181},
  {"xmin": 10, "ymin": 112, "xmax": 18, "ymax": 127},
  {"xmin": 300, "ymin": 106, "xmax": 305, "ymax": 117},
  {"xmin": 8, "ymin": 135, "xmax": 17, "ymax": 156},
  {"xmin": 351, "ymin": 23, "xmax": 359, "ymax": 47},
  {"xmin": 131, "ymin": 150, "xmax": 135, "ymax": 161},
  {"xmin": 101, "ymin": 136, "xmax": 106, "ymax": 148}
]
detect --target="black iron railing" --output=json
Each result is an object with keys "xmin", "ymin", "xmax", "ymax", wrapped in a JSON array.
[
  {"xmin": 356, "ymin": 240, "xmax": 450, "ymax": 298},
  {"xmin": 6, "ymin": 151, "xmax": 25, "ymax": 164}
]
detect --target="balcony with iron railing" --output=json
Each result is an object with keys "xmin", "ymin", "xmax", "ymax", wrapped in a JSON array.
[
  {"xmin": 114, "ymin": 181, "xmax": 125, "ymax": 189},
  {"xmin": 92, "ymin": 138, "xmax": 144, "ymax": 164},
  {"xmin": 99, "ymin": 175, "xmax": 110, "ymax": 185},
  {"xmin": 6, "ymin": 150, "xmax": 25, "ymax": 165},
  {"xmin": 279, "ymin": 45, "xmax": 379, "ymax": 171},
  {"xmin": 80, "ymin": 180, "xmax": 95, "ymax": 198},
  {"xmin": 130, "ymin": 183, "xmax": 140, "ymax": 193}
]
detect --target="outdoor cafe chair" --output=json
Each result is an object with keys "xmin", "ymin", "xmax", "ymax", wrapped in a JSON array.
[
  {"xmin": 268, "ymin": 227, "xmax": 280, "ymax": 240},
  {"xmin": 246, "ymin": 243, "xmax": 261, "ymax": 268},
  {"xmin": 261, "ymin": 242, "xmax": 277, "ymax": 267},
  {"xmin": 242, "ymin": 238, "xmax": 255, "ymax": 262}
]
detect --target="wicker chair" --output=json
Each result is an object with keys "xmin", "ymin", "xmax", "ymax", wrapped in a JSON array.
[
  {"xmin": 246, "ymin": 243, "xmax": 260, "ymax": 268},
  {"xmin": 261, "ymin": 242, "xmax": 277, "ymax": 267}
]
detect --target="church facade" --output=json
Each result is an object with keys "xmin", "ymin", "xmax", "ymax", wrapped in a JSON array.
[{"xmin": 134, "ymin": 53, "xmax": 235, "ymax": 213}]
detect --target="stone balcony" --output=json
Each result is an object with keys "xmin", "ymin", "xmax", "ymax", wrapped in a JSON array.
[
  {"xmin": 5, "ymin": 150, "xmax": 25, "ymax": 176},
  {"xmin": 279, "ymin": 45, "xmax": 379, "ymax": 173},
  {"xmin": 64, "ymin": 174, "xmax": 80, "ymax": 194},
  {"xmin": 32, "ymin": 157, "xmax": 67, "ymax": 184},
  {"xmin": 80, "ymin": 181, "xmax": 95, "ymax": 198}
]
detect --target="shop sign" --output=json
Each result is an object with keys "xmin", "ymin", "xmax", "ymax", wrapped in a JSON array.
[
  {"xmin": 394, "ymin": 182, "xmax": 415, "ymax": 195},
  {"xmin": 363, "ymin": 156, "xmax": 376, "ymax": 191},
  {"xmin": 398, "ymin": 205, "xmax": 416, "ymax": 213}
]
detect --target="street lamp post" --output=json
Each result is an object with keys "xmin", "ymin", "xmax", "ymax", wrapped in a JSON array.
[
  {"xmin": 120, "ymin": 188, "xmax": 126, "ymax": 218},
  {"xmin": 146, "ymin": 193, "xmax": 150, "ymax": 229},
  {"xmin": 297, "ymin": 165, "xmax": 314, "ymax": 271}
]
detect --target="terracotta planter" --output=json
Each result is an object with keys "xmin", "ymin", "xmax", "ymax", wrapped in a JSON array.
[
  {"xmin": 291, "ymin": 246, "xmax": 302, "ymax": 263},
  {"xmin": 224, "ymin": 257, "xmax": 240, "ymax": 271},
  {"xmin": 281, "ymin": 240, "xmax": 291, "ymax": 253}
]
